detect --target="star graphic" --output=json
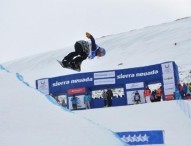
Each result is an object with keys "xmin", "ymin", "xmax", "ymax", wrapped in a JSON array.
[
  {"xmin": 127, "ymin": 134, "xmax": 133, "ymax": 142},
  {"xmin": 132, "ymin": 134, "xmax": 138, "ymax": 142},
  {"xmin": 142, "ymin": 134, "xmax": 149, "ymax": 142},
  {"xmin": 137, "ymin": 134, "xmax": 144, "ymax": 142},
  {"xmin": 121, "ymin": 135, "xmax": 128, "ymax": 142}
]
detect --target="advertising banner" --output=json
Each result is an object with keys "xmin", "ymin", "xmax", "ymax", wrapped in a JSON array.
[
  {"xmin": 126, "ymin": 90, "xmax": 145, "ymax": 104},
  {"xmin": 68, "ymin": 87, "xmax": 86, "ymax": 95},
  {"xmin": 161, "ymin": 62, "xmax": 174, "ymax": 74},
  {"xmin": 161, "ymin": 62, "xmax": 176, "ymax": 100},
  {"xmin": 126, "ymin": 82, "xmax": 144, "ymax": 90},
  {"xmin": 117, "ymin": 130, "xmax": 164, "ymax": 145},
  {"xmin": 36, "ymin": 61, "xmax": 179, "ymax": 105},
  {"xmin": 94, "ymin": 78, "xmax": 116, "ymax": 85},
  {"xmin": 163, "ymin": 73, "xmax": 175, "ymax": 85},
  {"xmin": 37, "ymin": 79, "xmax": 49, "ymax": 95},
  {"xmin": 94, "ymin": 71, "xmax": 115, "ymax": 79}
]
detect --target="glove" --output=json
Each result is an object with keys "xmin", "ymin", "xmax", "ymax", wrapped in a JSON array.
[{"xmin": 86, "ymin": 32, "xmax": 91, "ymax": 38}]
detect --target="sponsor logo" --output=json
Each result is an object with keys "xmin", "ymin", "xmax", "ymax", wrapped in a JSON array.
[
  {"xmin": 121, "ymin": 134, "xmax": 149, "ymax": 143},
  {"xmin": 52, "ymin": 77, "xmax": 93, "ymax": 87},
  {"xmin": 68, "ymin": 87, "xmax": 86, "ymax": 95},
  {"xmin": 117, "ymin": 70, "xmax": 159, "ymax": 79},
  {"xmin": 117, "ymin": 130, "xmax": 164, "ymax": 145},
  {"xmin": 94, "ymin": 71, "xmax": 115, "ymax": 79}
]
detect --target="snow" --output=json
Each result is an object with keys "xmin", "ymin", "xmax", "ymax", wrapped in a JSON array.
[
  {"xmin": 0, "ymin": 69, "xmax": 126, "ymax": 146},
  {"xmin": 1, "ymin": 17, "xmax": 191, "ymax": 146}
]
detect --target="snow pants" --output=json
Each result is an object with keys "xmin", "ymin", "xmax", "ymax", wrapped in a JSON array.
[{"xmin": 63, "ymin": 42, "xmax": 88, "ymax": 64}]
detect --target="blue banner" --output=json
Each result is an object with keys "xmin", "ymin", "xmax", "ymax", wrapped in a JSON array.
[
  {"xmin": 36, "ymin": 61, "xmax": 179, "ymax": 102},
  {"xmin": 116, "ymin": 130, "xmax": 164, "ymax": 145}
]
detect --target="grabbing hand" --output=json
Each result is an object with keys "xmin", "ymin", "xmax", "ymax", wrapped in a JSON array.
[{"xmin": 86, "ymin": 32, "xmax": 91, "ymax": 38}]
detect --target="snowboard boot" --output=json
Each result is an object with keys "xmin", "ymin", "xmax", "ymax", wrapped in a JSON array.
[
  {"xmin": 62, "ymin": 60, "xmax": 70, "ymax": 67},
  {"xmin": 70, "ymin": 61, "xmax": 81, "ymax": 71}
]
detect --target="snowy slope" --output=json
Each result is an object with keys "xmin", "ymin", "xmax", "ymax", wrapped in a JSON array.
[
  {"xmin": 76, "ymin": 100, "xmax": 191, "ymax": 146},
  {"xmin": 0, "ymin": 67, "xmax": 127, "ymax": 146},
  {"xmin": 1, "ymin": 17, "xmax": 191, "ymax": 146}
]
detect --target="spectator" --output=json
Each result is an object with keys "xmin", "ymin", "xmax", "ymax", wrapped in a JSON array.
[
  {"xmin": 174, "ymin": 87, "xmax": 182, "ymax": 100},
  {"xmin": 106, "ymin": 89, "xmax": 113, "ymax": 107},
  {"xmin": 84, "ymin": 92, "xmax": 91, "ymax": 109},
  {"xmin": 187, "ymin": 83, "xmax": 191, "ymax": 93},
  {"xmin": 178, "ymin": 83, "xmax": 184, "ymax": 99},
  {"xmin": 71, "ymin": 95, "xmax": 78, "ymax": 110},
  {"xmin": 54, "ymin": 95, "xmax": 61, "ymax": 104},
  {"xmin": 134, "ymin": 90, "xmax": 141, "ymax": 104},
  {"xmin": 150, "ymin": 90, "xmax": 157, "ymax": 102},
  {"xmin": 156, "ymin": 86, "xmax": 162, "ymax": 102},
  {"xmin": 102, "ymin": 90, "xmax": 107, "ymax": 107},
  {"xmin": 61, "ymin": 98, "xmax": 67, "ymax": 108},
  {"xmin": 183, "ymin": 83, "xmax": 188, "ymax": 97},
  {"xmin": 144, "ymin": 85, "xmax": 151, "ymax": 103}
]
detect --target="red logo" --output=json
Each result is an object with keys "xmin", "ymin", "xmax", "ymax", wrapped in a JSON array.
[
  {"xmin": 165, "ymin": 94, "xmax": 174, "ymax": 100},
  {"xmin": 68, "ymin": 87, "xmax": 86, "ymax": 95}
]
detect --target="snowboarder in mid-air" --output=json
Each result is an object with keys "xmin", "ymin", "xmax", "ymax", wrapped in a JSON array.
[{"xmin": 58, "ymin": 32, "xmax": 106, "ymax": 71}]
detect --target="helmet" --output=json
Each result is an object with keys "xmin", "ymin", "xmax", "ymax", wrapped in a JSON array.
[{"xmin": 99, "ymin": 47, "xmax": 106, "ymax": 56}]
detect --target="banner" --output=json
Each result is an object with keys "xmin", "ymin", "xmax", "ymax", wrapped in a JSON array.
[
  {"xmin": 68, "ymin": 87, "xmax": 86, "ymax": 95},
  {"xmin": 94, "ymin": 71, "xmax": 115, "ymax": 78},
  {"xmin": 126, "ymin": 90, "xmax": 145, "ymax": 104},
  {"xmin": 161, "ymin": 62, "xmax": 176, "ymax": 100},
  {"xmin": 36, "ymin": 61, "xmax": 179, "ymax": 104},
  {"xmin": 94, "ymin": 78, "xmax": 115, "ymax": 85},
  {"xmin": 117, "ymin": 130, "xmax": 164, "ymax": 145},
  {"xmin": 37, "ymin": 79, "xmax": 49, "ymax": 95},
  {"xmin": 126, "ymin": 82, "xmax": 144, "ymax": 90}
]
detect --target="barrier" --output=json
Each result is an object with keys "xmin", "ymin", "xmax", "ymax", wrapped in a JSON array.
[{"xmin": 36, "ymin": 61, "xmax": 179, "ymax": 109}]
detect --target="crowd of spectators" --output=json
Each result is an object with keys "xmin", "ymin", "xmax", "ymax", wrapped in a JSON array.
[
  {"xmin": 50, "ymin": 82, "xmax": 191, "ymax": 110},
  {"xmin": 175, "ymin": 82, "xmax": 191, "ymax": 100},
  {"xmin": 143, "ymin": 85, "xmax": 162, "ymax": 103}
]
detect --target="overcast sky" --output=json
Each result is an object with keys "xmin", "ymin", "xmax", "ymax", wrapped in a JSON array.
[{"xmin": 1, "ymin": 0, "xmax": 191, "ymax": 63}]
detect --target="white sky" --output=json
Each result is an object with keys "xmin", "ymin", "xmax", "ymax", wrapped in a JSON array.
[{"xmin": 0, "ymin": 0, "xmax": 191, "ymax": 63}]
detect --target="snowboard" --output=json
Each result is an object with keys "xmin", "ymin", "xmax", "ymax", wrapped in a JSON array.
[{"xmin": 57, "ymin": 60, "xmax": 81, "ymax": 72}]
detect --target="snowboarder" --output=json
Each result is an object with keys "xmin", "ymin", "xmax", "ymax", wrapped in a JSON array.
[{"xmin": 60, "ymin": 32, "xmax": 106, "ymax": 71}]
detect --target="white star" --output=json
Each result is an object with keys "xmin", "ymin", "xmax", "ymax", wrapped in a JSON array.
[
  {"xmin": 132, "ymin": 134, "xmax": 138, "ymax": 142},
  {"xmin": 121, "ymin": 135, "xmax": 128, "ymax": 142},
  {"xmin": 137, "ymin": 134, "xmax": 144, "ymax": 142},
  {"xmin": 142, "ymin": 134, "xmax": 149, "ymax": 142},
  {"xmin": 127, "ymin": 134, "xmax": 133, "ymax": 142}
]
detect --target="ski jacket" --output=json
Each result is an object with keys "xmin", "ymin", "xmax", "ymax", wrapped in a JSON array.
[
  {"xmin": 156, "ymin": 88, "xmax": 162, "ymax": 97},
  {"xmin": 71, "ymin": 97, "xmax": 78, "ymax": 104},
  {"xmin": 150, "ymin": 91, "xmax": 157, "ymax": 100},
  {"xmin": 102, "ymin": 91, "xmax": 107, "ymax": 99},
  {"xmin": 84, "ymin": 95, "xmax": 91, "ymax": 102},
  {"xmin": 174, "ymin": 88, "xmax": 181, "ymax": 99},
  {"xmin": 106, "ymin": 89, "xmax": 113, "ymax": 99},
  {"xmin": 144, "ymin": 88, "xmax": 151, "ymax": 97},
  {"xmin": 76, "ymin": 40, "xmax": 90, "ymax": 55},
  {"xmin": 178, "ymin": 84, "xmax": 183, "ymax": 92},
  {"xmin": 76, "ymin": 35, "xmax": 100, "ymax": 59},
  {"xmin": 134, "ymin": 92, "xmax": 140, "ymax": 101},
  {"xmin": 88, "ymin": 35, "xmax": 101, "ymax": 59},
  {"xmin": 183, "ymin": 83, "xmax": 188, "ymax": 93},
  {"xmin": 188, "ymin": 84, "xmax": 191, "ymax": 92}
]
